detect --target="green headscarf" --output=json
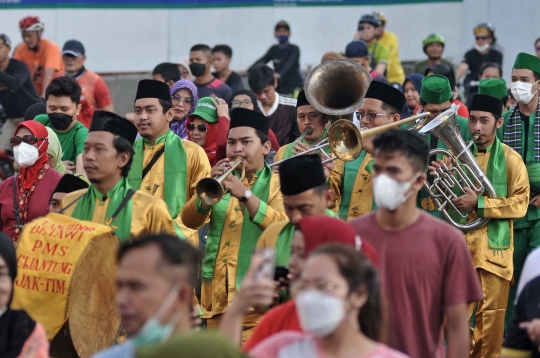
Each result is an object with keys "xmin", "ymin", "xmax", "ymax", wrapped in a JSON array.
[{"xmin": 46, "ymin": 127, "xmax": 66, "ymax": 175}]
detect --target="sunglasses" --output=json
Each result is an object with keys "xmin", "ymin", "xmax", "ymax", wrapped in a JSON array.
[
  {"xmin": 187, "ymin": 122, "xmax": 207, "ymax": 133},
  {"xmin": 475, "ymin": 36, "xmax": 489, "ymax": 40},
  {"xmin": 10, "ymin": 135, "xmax": 47, "ymax": 147}
]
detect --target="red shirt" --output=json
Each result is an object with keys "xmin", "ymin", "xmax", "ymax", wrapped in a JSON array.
[
  {"xmin": 52, "ymin": 70, "xmax": 113, "ymax": 128},
  {"xmin": 244, "ymin": 300, "xmax": 300, "ymax": 352},
  {"xmin": 349, "ymin": 212, "xmax": 483, "ymax": 358},
  {"xmin": 452, "ymin": 99, "xmax": 469, "ymax": 118}
]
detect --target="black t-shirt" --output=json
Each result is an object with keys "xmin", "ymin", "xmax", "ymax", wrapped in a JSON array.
[
  {"xmin": 249, "ymin": 44, "xmax": 304, "ymax": 95},
  {"xmin": 0, "ymin": 58, "xmax": 41, "ymax": 118},
  {"xmin": 502, "ymin": 276, "xmax": 540, "ymax": 358},
  {"xmin": 195, "ymin": 78, "xmax": 232, "ymax": 103},
  {"xmin": 462, "ymin": 48, "xmax": 503, "ymax": 86},
  {"xmin": 212, "ymin": 71, "xmax": 244, "ymax": 92}
]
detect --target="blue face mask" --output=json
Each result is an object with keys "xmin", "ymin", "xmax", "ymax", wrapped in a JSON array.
[
  {"xmin": 130, "ymin": 285, "xmax": 182, "ymax": 349},
  {"xmin": 276, "ymin": 35, "xmax": 289, "ymax": 45}
]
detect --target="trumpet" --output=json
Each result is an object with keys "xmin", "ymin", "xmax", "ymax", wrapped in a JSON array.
[
  {"xmin": 419, "ymin": 105, "xmax": 496, "ymax": 231},
  {"xmin": 270, "ymin": 113, "xmax": 432, "ymax": 167},
  {"xmin": 404, "ymin": 112, "xmax": 433, "ymax": 131},
  {"xmin": 196, "ymin": 157, "xmax": 245, "ymax": 206}
]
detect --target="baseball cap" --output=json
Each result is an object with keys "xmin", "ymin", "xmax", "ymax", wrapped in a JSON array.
[
  {"xmin": 345, "ymin": 41, "xmax": 368, "ymax": 58},
  {"xmin": 0, "ymin": 34, "xmax": 11, "ymax": 48},
  {"xmin": 62, "ymin": 39, "xmax": 85, "ymax": 56},
  {"xmin": 189, "ymin": 97, "xmax": 218, "ymax": 123}
]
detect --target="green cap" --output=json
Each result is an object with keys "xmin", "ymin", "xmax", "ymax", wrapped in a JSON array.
[
  {"xmin": 420, "ymin": 75, "xmax": 452, "ymax": 104},
  {"xmin": 423, "ymin": 33, "xmax": 445, "ymax": 49},
  {"xmin": 479, "ymin": 78, "xmax": 508, "ymax": 100},
  {"xmin": 189, "ymin": 97, "xmax": 218, "ymax": 123},
  {"xmin": 513, "ymin": 52, "xmax": 540, "ymax": 74}
]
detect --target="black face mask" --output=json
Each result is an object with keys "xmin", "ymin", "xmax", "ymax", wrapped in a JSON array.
[
  {"xmin": 189, "ymin": 62, "xmax": 206, "ymax": 77},
  {"xmin": 48, "ymin": 112, "xmax": 74, "ymax": 130}
]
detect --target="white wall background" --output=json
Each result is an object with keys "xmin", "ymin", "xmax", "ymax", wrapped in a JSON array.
[{"xmin": 0, "ymin": 0, "xmax": 539, "ymax": 83}]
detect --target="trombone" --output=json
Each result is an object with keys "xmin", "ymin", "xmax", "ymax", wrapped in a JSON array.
[
  {"xmin": 196, "ymin": 157, "xmax": 245, "ymax": 206},
  {"xmin": 270, "ymin": 112, "xmax": 432, "ymax": 167}
]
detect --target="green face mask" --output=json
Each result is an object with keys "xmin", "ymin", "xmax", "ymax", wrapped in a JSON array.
[{"xmin": 130, "ymin": 285, "xmax": 182, "ymax": 348}]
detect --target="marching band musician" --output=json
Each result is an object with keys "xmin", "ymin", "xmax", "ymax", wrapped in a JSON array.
[
  {"xmin": 272, "ymin": 90, "xmax": 331, "ymax": 167},
  {"xmin": 329, "ymin": 81, "xmax": 406, "ymax": 220},
  {"xmin": 61, "ymin": 111, "xmax": 175, "ymax": 242},
  {"xmin": 257, "ymin": 155, "xmax": 336, "ymax": 266},
  {"xmin": 180, "ymin": 108, "xmax": 286, "ymax": 342},
  {"xmin": 127, "ymin": 80, "xmax": 211, "ymax": 244},
  {"xmin": 498, "ymin": 53, "xmax": 540, "ymax": 326},
  {"xmin": 417, "ymin": 75, "xmax": 472, "ymax": 217},
  {"xmin": 430, "ymin": 94, "xmax": 529, "ymax": 357}
]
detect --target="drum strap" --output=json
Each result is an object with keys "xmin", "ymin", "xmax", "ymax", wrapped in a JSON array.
[
  {"xmin": 142, "ymin": 146, "xmax": 165, "ymax": 179},
  {"xmin": 59, "ymin": 190, "xmax": 136, "ymax": 223},
  {"xmin": 12, "ymin": 174, "xmax": 22, "ymax": 229}
]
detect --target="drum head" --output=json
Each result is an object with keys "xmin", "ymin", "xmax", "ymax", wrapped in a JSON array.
[{"xmin": 69, "ymin": 232, "xmax": 120, "ymax": 357}]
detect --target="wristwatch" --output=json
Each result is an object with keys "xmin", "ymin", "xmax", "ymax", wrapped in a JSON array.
[{"xmin": 240, "ymin": 189, "xmax": 252, "ymax": 203}]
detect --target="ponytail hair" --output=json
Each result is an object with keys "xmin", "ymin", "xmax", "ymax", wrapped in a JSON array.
[{"xmin": 310, "ymin": 243, "xmax": 385, "ymax": 341}]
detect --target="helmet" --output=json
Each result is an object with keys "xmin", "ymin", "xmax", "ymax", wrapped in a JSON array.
[
  {"xmin": 359, "ymin": 14, "xmax": 382, "ymax": 27},
  {"xmin": 474, "ymin": 22, "xmax": 496, "ymax": 41},
  {"xmin": 373, "ymin": 12, "xmax": 387, "ymax": 26},
  {"xmin": 19, "ymin": 16, "xmax": 44, "ymax": 32},
  {"xmin": 423, "ymin": 33, "xmax": 445, "ymax": 50}
]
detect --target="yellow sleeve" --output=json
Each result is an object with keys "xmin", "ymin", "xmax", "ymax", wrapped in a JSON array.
[
  {"xmin": 134, "ymin": 192, "xmax": 176, "ymax": 236},
  {"xmin": 251, "ymin": 175, "xmax": 287, "ymax": 231},
  {"xmin": 275, "ymin": 145, "xmax": 287, "ymax": 163},
  {"xmin": 480, "ymin": 147, "xmax": 530, "ymax": 219},
  {"xmin": 184, "ymin": 140, "xmax": 212, "ymax": 201},
  {"xmin": 500, "ymin": 347, "xmax": 532, "ymax": 358},
  {"xmin": 256, "ymin": 221, "xmax": 289, "ymax": 250},
  {"xmin": 328, "ymin": 159, "xmax": 344, "ymax": 209},
  {"xmin": 180, "ymin": 196, "xmax": 210, "ymax": 230}
]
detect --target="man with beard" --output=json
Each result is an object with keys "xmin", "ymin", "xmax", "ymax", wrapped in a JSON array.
[
  {"xmin": 189, "ymin": 44, "xmax": 232, "ymax": 102},
  {"xmin": 413, "ymin": 33, "xmax": 456, "ymax": 75},
  {"xmin": 60, "ymin": 110, "xmax": 175, "ymax": 242},
  {"xmin": 430, "ymin": 94, "xmax": 529, "ymax": 357},
  {"xmin": 34, "ymin": 76, "xmax": 88, "ymax": 175}
]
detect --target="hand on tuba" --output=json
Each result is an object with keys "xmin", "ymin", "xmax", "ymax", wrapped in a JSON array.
[{"xmin": 428, "ymin": 159, "xmax": 477, "ymax": 211}]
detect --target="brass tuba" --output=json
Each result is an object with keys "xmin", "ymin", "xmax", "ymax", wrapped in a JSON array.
[{"xmin": 419, "ymin": 105, "xmax": 497, "ymax": 231}]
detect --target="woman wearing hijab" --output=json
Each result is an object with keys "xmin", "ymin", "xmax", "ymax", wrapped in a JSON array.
[
  {"xmin": 230, "ymin": 89, "xmax": 281, "ymax": 152},
  {"xmin": 170, "ymin": 80, "xmax": 198, "ymax": 140},
  {"xmin": 219, "ymin": 216, "xmax": 378, "ymax": 349},
  {"xmin": 250, "ymin": 243, "xmax": 406, "ymax": 358},
  {"xmin": 46, "ymin": 127, "xmax": 66, "ymax": 175},
  {"xmin": 178, "ymin": 57, "xmax": 194, "ymax": 81},
  {"xmin": 425, "ymin": 64, "xmax": 469, "ymax": 117},
  {"xmin": 186, "ymin": 97, "xmax": 230, "ymax": 166},
  {"xmin": 0, "ymin": 121, "xmax": 62, "ymax": 243},
  {"xmin": 402, "ymin": 74, "xmax": 423, "ymax": 118},
  {"xmin": 0, "ymin": 233, "xmax": 49, "ymax": 357}
]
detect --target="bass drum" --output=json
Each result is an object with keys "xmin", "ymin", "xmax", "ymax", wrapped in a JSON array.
[{"xmin": 12, "ymin": 213, "xmax": 121, "ymax": 358}]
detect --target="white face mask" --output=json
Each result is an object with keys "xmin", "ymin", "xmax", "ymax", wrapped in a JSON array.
[
  {"xmin": 13, "ymin": 142, "xmax": 40, "ymax": 167},
  {"xmin": 295, "ymin": 290, "xmax": 345, "ymax": 337},
  {"xmin": 474, "ymin": 43, "xmax": 490, "ymax": 52},
  {"xmin": 511, "ymin": 81, "xmax": 538, "ymax": 105},
  {"xmin": 373, "ymin": 173, "xmax": 418, "ymax": 211}
]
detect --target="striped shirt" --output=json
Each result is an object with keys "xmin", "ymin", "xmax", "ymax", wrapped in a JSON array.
[{"xmin": 258, "ymin": 93, "xmax": 300, "ymax": 145}]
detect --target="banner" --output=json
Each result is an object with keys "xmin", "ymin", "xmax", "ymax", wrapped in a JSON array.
[{"xmin": 0, "ymin": 0, "xmax": 462, "ymax": 9}]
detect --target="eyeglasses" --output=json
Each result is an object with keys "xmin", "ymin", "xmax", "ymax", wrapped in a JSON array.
[
  {"xmin": 357, "ymin": 111, "xmax": 395, "ymax": 121},
  {"xmin": 172, "ymin": 95, "xmax": 194, "ymax": 105},
  {"xmin": 231, "ymin": 100, "xmax": 253, "ymax": 108},
  {"xmin": 10, "ymin": 135, "xmax": 47, "ymax": 147},
  {"xmin": 475, "ymin": 36, "xmax": 489, "ymax": 40},
  {"xmin": 187, "ymin": 122, "xmax": 207, "ymax": 133},
  {"xmin": 536, "ymin": 47, "xmax": 540, "ymax": 52}
]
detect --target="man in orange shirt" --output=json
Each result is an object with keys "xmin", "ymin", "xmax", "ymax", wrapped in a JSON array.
[
  {"xmin": 14, "ymin": 16, "xmax": 63, "ymax": 98},
  {"xmin": 52, "ymin": 40, "xmax": 114, "ymax": 128}
]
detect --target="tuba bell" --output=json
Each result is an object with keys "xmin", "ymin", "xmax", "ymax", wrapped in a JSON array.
[{"xmin": 419, "ymin": 105, "xmax": 497, "ymax": 231}]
